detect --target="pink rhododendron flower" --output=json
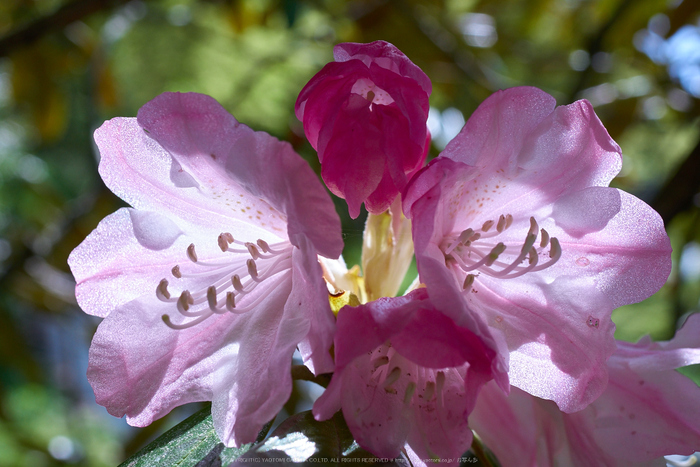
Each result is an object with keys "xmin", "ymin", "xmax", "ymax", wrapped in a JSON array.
[
  {"xmin": 470, "ymin": 313, "xmax": 700, "ymax": 466},
  {"xmin": 313, "ymin": 288, "xmax": 508, "ymax": 464},
  {"xmin": 68, "ymin": 92, "xmax": 343, "ymax": 446},
  {"xmin": 404, "ymin": 86, "xmax": 672, "ymax": 412},
  {"xmin": 295, "ymin": 40, "xmax": 431, "ymax": 218}
]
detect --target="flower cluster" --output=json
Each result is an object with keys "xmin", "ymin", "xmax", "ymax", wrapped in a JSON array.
[{"xmin": 69, "ymin": 41, "xmax": 700, "ymax": 465}]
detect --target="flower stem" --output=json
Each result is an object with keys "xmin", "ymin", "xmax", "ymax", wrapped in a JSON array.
[{"xmin": 471, "ymin": 433, "xmax": 496, "ymax": 467}]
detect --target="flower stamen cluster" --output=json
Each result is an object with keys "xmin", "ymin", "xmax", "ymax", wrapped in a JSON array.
[
  {"xmin": 157, "ymin": 234, "xmax": 295, "ymax": 329},
  {"xmin": 442, "ymin": 216, "xmax": 561, "ymax": 289}
]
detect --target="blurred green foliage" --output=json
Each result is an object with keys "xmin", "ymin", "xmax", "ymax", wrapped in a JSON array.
[{"xmin": 0, "ymin": 0, "xmax": 698, "ymax": 464}]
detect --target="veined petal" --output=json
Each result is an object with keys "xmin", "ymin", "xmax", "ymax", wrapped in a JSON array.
[
  {"xmin": 136, "ymin": 92, "xmax": 342, "ymax": 259},
  {"xmin": 87, "ymin": 296, "xmax": 233, "ymax": 426},
  {"xmin": 288, "ymin": 236, "xmax": 336, "ymax": 375},
  {"xmin": 94, "ymin": 117, "xmax": 282, "ymax": 244},
  {"xmin": 471, "ymin": 314, "xmax": 700, "ymax": 466},
  {"xmin": 212, "ymin": 289, "xmax": 309, "ymax": 446}
]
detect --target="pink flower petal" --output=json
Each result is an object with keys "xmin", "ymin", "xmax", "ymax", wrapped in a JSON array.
[
  {"xmin": 72, "ymin": 92, "xmax": 343, "ymax": 448},
  {"xmin": 333, "ymin": 41, "xmax": 432, "ymax": 96},
  {"xmin": 315, "ymin": 290, "xmax": 503, "ymax": 461},
  {"xmin": 471, "ymin": 314, "xmax": 700, "ymax": 466},
  {"xmin": 69, "ymin": 208, "xmax": 180, "ymax": 317},
  {"xmin": 405, "ymin": 87, "xmax": 671, "ymax": 413},
  {"xmin": 137, "ymin": 92, "xmax": 343, "ymax": 259}
]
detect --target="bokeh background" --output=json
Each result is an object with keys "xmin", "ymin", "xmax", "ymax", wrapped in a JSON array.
[{"xmin": 0, "ymin": 0, "xmax": 699, "ymax": 465}]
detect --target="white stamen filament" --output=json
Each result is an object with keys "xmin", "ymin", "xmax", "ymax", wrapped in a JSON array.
[{"xmin": 164, "ymin": 270, "xmax": 292, "ymax": 328}]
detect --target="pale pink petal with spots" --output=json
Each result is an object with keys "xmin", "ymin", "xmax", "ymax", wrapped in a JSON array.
[{"xmin": 69, "ymin": 92, "xmax": 343, "ymax": 447}]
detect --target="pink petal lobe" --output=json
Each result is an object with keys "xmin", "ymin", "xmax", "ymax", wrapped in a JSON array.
[
  {"xmin": 440, "ymin": 87, "xmax": 556, "ymax": 168},
  {"xmin": 333, "ymin": 41, "xmax": 432, "ymax": 95},
  {"xmin": 87, "ymin": 297, "xmax": 231, "ymax": 426},
  {"xmin": 553, "ymin": 188, "xmax": 672, "ymax": 309},
  {"xmin": 471, "ymin": 315, "xmax": 700, "ymax": 466},
  {"xmin": 287, "ymin": 236, "xmax": 336, "ymax": 375},
  {"xmin": 76, "ymin": 91, "xmax": 344, "ymax": 449},
  {"xmin": 68, "ymin": 208, "xmax": 189, "ymax": 317},
  {"xmin": 470, "ymin": 383, "xmax": 552, "ymax": 467},
  {"xmin": 212, "ymin": 287, "xmax": 310, "ymax": 446},
  {"xmin": 136, "ymin": 92, "xmax": 343, "ymax": 259},
  {"xmin": 405, "ymin": 88, "xmax": 671, "ymax": 412}
]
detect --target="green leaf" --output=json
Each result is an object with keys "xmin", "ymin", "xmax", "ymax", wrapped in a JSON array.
[
  {"xmin": 231, "ymin": 411, "xmax": 409, "ymax": 466},
  {"xmin": 119, "ymin": 404, "xmax": 250, "ymax": 467}
]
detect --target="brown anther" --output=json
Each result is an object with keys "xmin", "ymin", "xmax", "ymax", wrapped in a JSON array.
[
  {"xmin": 246, "ymin": 259, "xmax": 258, "ymax": 278},
  {"xmin": 256, "ymin": 239, "xmax": 271, "ymax": 253},
  {"xmin": 232, "ymin": 275, "xmax": 244, "ymax": 292},
  {"xmin": 528, "ymin": 217, "xmax": 539, "ymax": 236},
  {"xmin": 540, "ymin": 228, "xmax": 550, "ymax": 248},
  {"xmin": 496, "ymin": 214, "xmax": 507, "ymax": 232},
  {"xmin": 458, "ymin": 228, "xmax": 474, "ymax": 244},
  {"xmin": 549, "ymin": 237, "xmax": 561, "ymax": 259},
  {"xmin": 156, "ymin": 279, "xmax": 171, "ymax": 300},
  {"xmin": 528, "ymin": 247, "xmax": 538, "ymax": 265},
  {"xmin": 207, "ymin": 286, "xmax": 218, "ymax": 311},
  {"xmin": 463, "ymin": 274, "xmax": 476, "ymax": 290},
  {"xmin": 171, "ymin": 265, "xmax": 182, "ymax": 278},
  {"xmin": 246, "ymin": 242, "xmax": 261, "ymax": 260},
  {"xmin": 186, "ymin": 243, "xmax": 198, "ymax": 262},
  {"xmin": 505, "ymin": 214, "xmax": 514, "ymax": 229},
  {"xmin": 218, "ymin": 233, "xmax": 231, "ymax": 252},
  {"xmin": 226, "ymin": 292, "xmax": 236, "ymax": 311},
  {"xmin": 482, "ymin": 219, "xmax": 495, "ymax": 232},
  {"xmin": 177, "ymin": 290, "xmax": 193, "ymax": 312}
]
